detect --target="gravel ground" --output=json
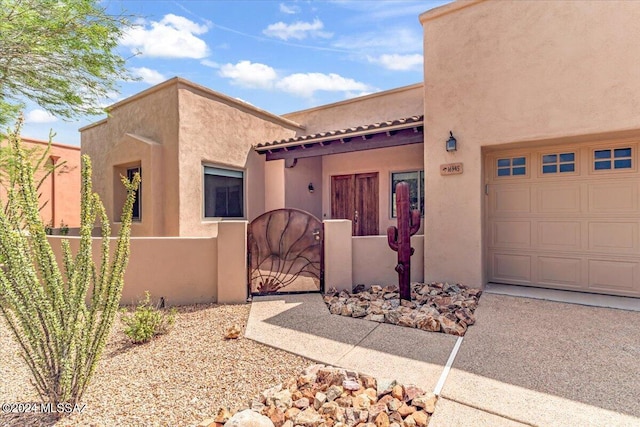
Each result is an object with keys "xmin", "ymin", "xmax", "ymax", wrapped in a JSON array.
[{"xmin": 0, "ymin": 303, "xmax": 311, "ymax": 427}]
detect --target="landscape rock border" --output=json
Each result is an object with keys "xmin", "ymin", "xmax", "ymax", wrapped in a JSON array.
[
  {"xmin": 323, "ymin": 283, "xmax": 482, "ymax": 336},
  {"xmin": 200, "ymin": 365, "xmax": 438, "ymax": 427}
]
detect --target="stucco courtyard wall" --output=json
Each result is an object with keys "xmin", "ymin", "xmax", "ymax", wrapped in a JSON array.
[
  {"xmin": 323, "ymin": 220, "xmax": 424, "ymax": 292},
  {"xmin": 420, "ymin": 0, "xmax": 640, "ymax": 286},
  {"xmin": 46, "ymin": 221, "xmax": 247, "ymax": 306}
]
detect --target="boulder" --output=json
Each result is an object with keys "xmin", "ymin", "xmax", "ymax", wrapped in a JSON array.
[{"xmin": 224, "ymin": 410, "xmax": 274, "ymax": 427}]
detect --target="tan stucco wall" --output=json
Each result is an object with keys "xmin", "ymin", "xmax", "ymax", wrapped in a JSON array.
[
  {"xmin": 216, "ymin": 221, "xmax": 248, "ymax": 304},
  {"xmin": 324, "ymin": 220, "xmax": 353, "ymax": 292},
  {"xmin": 1, "ymin": 138, "xmax": 81, "ymax": 228},
  {"xmin": 48, "ymin": 235, "xmax": 217, "ymax": 306},
  {"xmin": 176, "ymin": 83, "xmax": 301, "ymax": 236},
  {"xmin": 322, "ymin": 144, "xmax": 425, "ymax": 233},
  {"xmin": 353, "ymin": 235, "xmax": 424, "ymax": 286},
  {"xmin": 284, "ymin": 156, "xmax": 323, "ymax": 219},
  {"xmin": 81, "ymin": 83, "xmax": 180, "ymax": 236},
  {"xmin": 284, "ymin": 83, "xmax": 423, "ymax": 134},
  {"xmin": 421, "ymin": 0, "xmax": 640, "ymax": 287},
  {"xmin": 264, "ymin": 159, "xmax": 286, "ymax": 211}
]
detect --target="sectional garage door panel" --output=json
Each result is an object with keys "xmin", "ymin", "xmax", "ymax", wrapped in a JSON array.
[{"xmin": 487, "ymin": 143, "xmax": 640, "ymax": 297}]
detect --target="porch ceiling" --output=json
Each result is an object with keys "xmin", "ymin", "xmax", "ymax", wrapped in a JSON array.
[{"xmin": 254, "ymin": 115, "xmax": 424, "ymax": 161}]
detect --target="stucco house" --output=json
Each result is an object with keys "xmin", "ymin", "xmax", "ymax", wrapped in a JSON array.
[
  {"xmin": 80, "ymin": 0, "xmax": 640, "ymax": 300},
  {"xmin": 1, "ymin": 136, "xmax": 81, "ymax": 228}
]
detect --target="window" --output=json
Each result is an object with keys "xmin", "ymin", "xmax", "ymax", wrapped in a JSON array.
[
  {"xmin": 204, "ymin": 166, "xmax": 244, "ymax": 218},
  {"xmin": 391, "ymin": 170, "xmax": 424, "ymax": 217},
  {"xmin": 542, "ymin": 152, "xmax": 575, "ymax": 174},
  {"xmin": 496, "ymin": 156, "xmax": 526, "ymax": 177},
  {"xmin": 126, "ymin": 166, "xmax": 141, "ymax": 221},
  {"xmin": 594, "ymin": 147, "xmax": 632, "ymax": 170}
]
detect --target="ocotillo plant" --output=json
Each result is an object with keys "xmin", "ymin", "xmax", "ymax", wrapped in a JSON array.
[
  {"xmin": 0, "ymin": 118, "xmax": 139, "ymax": 410},
  {"xmin": 387, "ymin": 181, "xmax": 421, "ymax": 301}
]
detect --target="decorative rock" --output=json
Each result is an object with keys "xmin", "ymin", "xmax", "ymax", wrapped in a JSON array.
[
  {"xmin": 391, "ymin": 385, "xmax": 404, "ymax": 401},
  {"xmin": 318, "ymin": 401, "xmax": 342, "ymax": 420},
  {"xmin": 294, "ymin": 397, "xmax": 310, "ymax": 410},
  {"xmin": 396, "ymin": 403, "xmax": 416, "ymax": 418},
  {"xmin": 314, "ymin": 392, "xmax": 327, "ymax": 410},
  {"xmin": 402, "ymin": 414, "xmax": 416, "ymax": 427},
  {"xmin": 343, "ymin": 378, "xmax": 361, "ymax": 391},
  {"xmin": 294, "ymin": 408, "xmax": 325, "ymax": 427},
  {"xmin": 353, "ymin": 394, "xmax": 372, "ymax": 410},
  {"xmin": 198, "ymin": 418, "xmax": 217, "ymax": 427},
  {"xmin": 415, "ymin": 316, "xmax": 439, "ymax": 333},
  {"xmin": 224, "ymin": 324, "xmax": 242, "ymax": 339},
  {"xmin": 215, "ymin": 408, "xmax": 233, "ymax": 423},
  {"xmin": 326, "ymin": 385, "xmax": 343, "ymax": 402},
  {"xmin": 411, "ymin": 411, "xmax": 428, "ymax": 427},
  {"xmin": 282, "ymin": 421, "xmax": 293, "ymax": 427},
  {"xmin": 374, "ymin": 412, "xmax": 389, "ymax": 427},
  {"xmin": 284, "ymin": 407, "xmax": 301, "ymax": 420},
  {"xmin": 402, "ymin": 386, "xmax": 423, "ymax": 403},
  {"xmin": 324, "ymin": 282, "xmax": 481, "ymax": 336},
  {"xmin": 411, "ymin": 393, "xmax": 436, "ymax": 415},
  {"xmin": 387, "ymin": 398, "xmax": 402, "ymax": 412},
  {"xmin": 367, "ymin": 402, "xmax": 388, "ymax": 421},
  {"xmin": 266, "ymin": 406, "xmax": 286, "ymax": 427},
  {"xmin": 224, "ymin": 409, "xmax": 275, "ymax": 427}
]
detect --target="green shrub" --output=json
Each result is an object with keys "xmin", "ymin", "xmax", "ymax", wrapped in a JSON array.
[{"xmin": 121, "ymin": 291, "xmax": 176, "ymax": 344}]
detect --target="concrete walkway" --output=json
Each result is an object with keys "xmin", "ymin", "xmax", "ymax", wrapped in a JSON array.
[{"xmin": 245, "ymin": 292, "xmax": 640, "ymax": 426}]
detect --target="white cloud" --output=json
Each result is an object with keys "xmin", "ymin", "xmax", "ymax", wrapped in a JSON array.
[
  {"xmin": 263, "ymin": 18, "xmax": 332, "ymax": 41},
  {"xmin": 131, "ymin": 67, "xmax": 166, "ymax": 84},
  {"xmin": 280, "ymin": 3, "xmax": 300, "ymax": 14},
  {"xmin": 201, "ymin": 59, "xmax": 220, "ymax": 69},
  {"xmin": 333, "ymin": 27, "xmax": 421, "ymax": 54},
  {"xmin": 276, "ymin": 73, "xmax": 370, "ymax": 98},
  {"xmin": 219, "ymin": 61, "xmax": 278, "ymax": 89},
  {"xmin": 24, "ymin": 109, "xmax": 58, "ymax": 124},
  {"xmin": 121, "ymin": 14, "xmax": 210, "ymax": 58},
  {"xmin": 368, "ymin": 53, "xmax": 423, "ymax": 71}
]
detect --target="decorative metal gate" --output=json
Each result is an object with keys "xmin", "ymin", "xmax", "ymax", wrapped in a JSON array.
[{"xmin": 248, "ymin": 208, "xmax": 324, "ymax": 295}]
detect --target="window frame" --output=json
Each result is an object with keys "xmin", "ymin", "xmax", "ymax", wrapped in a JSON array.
[
  {"xmin": 202, "ymin": 164, "xmax": 246, "ymax": 220},
  {"xmin": 591, "ymin": 145, "xmax": 635, "ymax": 173},
  {"xmin": 126, "ymin": 166, "xmax": 142, "ymax": 221},
  {"xmin": 495, "ymin": 155, "xmax": 529, "ymax": 179},
  {"xmin": 538, "ymin": 151, "xmax": 578, "ymax": 177},
  {"xmin": 389, "ymin": 169, "xmax": 425, "ymax": 219}
]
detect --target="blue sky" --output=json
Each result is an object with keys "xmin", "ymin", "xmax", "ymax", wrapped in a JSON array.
[{"xmin": 21, "ymin": 0, "xmax": 450, "ymax": 146}]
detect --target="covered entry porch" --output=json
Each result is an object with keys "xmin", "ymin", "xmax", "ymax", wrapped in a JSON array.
[{"xmin": 255, "ymin": 116, "xmax": 425, "ymax": 237}]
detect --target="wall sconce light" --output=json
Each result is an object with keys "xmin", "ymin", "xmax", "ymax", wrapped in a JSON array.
[
  {"xmin": 446, "ymin": 131, "xmax": 457, "ymax": 152},
  {"xmin": 308, "ymin": 183, "xmax": 315, "ymax": 193}
]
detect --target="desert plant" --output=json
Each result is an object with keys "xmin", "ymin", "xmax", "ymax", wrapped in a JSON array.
[
  {"xmin": 59, "ymin": 220, "xmax": 69, "ymax": 235},
  {"xmin": 44, "ymin": 220, "xmax": 54, "ymax": 235},
  {"xmin": 0, "ymin": 118, "xmax": 140, "ymax": 410},
  {"xmin": 121, "ymin": 291, "xmax": 176, "ymax": 344}
]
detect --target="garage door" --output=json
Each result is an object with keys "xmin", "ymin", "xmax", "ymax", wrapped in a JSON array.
[{"xmin": 486, "ymin": 141, "xmax": 640, "ymax": 297}]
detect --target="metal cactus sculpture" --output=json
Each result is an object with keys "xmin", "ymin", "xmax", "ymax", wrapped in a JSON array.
[{"xmin": 387, "ymin": 181, "xmax": 421, "ymax": 301}]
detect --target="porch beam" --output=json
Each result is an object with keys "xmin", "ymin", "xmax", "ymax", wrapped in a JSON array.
[{"xmin": 264, "ymin": 127, "xmax": 423, "ymax": 161}]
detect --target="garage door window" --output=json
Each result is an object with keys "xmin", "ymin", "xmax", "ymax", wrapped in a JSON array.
[
  {"xmin": 594, "ymin": 147, "xmax": 632, "ymax": 170},
  {"xmin": 496, "ymin": 156, "xmax": 526, "ymax": 177},
  {"xmin": 542, "ymin": 152, "xmax": 575, "ymax": 174}
]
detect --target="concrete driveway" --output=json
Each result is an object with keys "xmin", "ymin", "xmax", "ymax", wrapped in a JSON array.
[
  {"xmin": 433, "ymin": 293, "xmax": 640, "ymax": 426},
  {"xmin": 246, "ymin": 291, "xmax": 640, "ymax": 426}
]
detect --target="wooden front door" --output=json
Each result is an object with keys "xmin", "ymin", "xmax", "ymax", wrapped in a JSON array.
[{"xmin": 331, "ymin": 173, "xmax": 379, "ymax": 236}]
